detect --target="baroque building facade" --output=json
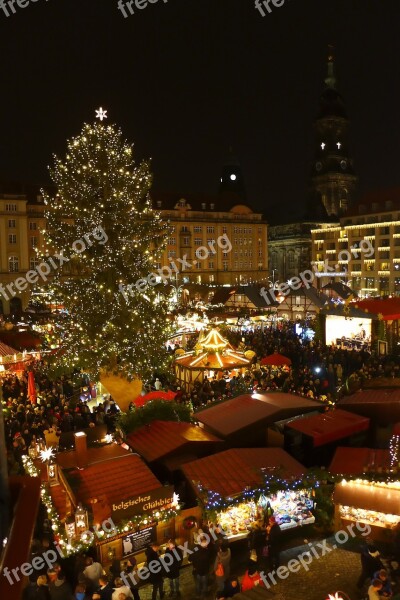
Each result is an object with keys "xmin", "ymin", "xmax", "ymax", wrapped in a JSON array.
[
  {"xmin": 0, "ymin": 185, "xmax": 46, "ymax": 315},
  {"xmin": 311, "ymin": 190, "xmax": 400, "ymax": 297}
]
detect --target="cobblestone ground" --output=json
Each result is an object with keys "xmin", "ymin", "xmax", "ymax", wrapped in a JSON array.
[{"xmin": 136, "ymin": 535, "xmax": 368, "ymax": 600}]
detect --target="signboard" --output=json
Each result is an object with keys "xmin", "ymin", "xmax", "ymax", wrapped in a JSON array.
[
  {"xmin": 112, "ymin": 486, "xmax": 175, "ymax": 519},
  {"xmin": 122, "ymin": 525, "xmax": 157, "ymax": 557}
]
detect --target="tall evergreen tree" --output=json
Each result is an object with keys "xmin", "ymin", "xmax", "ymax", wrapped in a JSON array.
[{"xmin": 42, "ymin": 113, "xmax": 171, "ymax": 380}]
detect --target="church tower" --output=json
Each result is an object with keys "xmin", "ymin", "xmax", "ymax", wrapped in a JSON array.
[{"xmin": 310, "ymin": 48, "xmax": 357, "ymax": 217}]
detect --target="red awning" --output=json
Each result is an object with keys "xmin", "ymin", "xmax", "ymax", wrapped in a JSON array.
[
  {"xmin": 261, "ymin": 353, "xmax": 292, "ymax": 366},
  {"xmin": 287, "ymin": 409, "xmax": 370, "ymax": 447}
]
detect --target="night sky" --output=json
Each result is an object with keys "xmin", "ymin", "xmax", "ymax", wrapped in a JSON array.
[{"xmin": 1, "ymin": 0, "xmax": 400, "ymax": 219}]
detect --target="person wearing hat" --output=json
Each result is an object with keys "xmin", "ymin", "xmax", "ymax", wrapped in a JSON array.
[{"xmin": 357, "ymin": 543, "xmax": 384, "ymax": 589}]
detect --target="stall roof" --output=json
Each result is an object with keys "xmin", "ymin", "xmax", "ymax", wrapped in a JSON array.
[
  {"xmin": 182, "ymin": 447, "xmax": 305, "ymax": 498},
  {"xmin": 286, "ymin": 409, "xmax": 370, "ymax": 447},
  {"xmin": 196, "ymin": 393, "xmax": 322, "ymax": 438},
  {"xmin": 126, "ymin": 420, "xmax": 222, "ymax": 463},
  {"xmin": 337, "ymin": 389, "xmax": 400, "ymax": 423},
  {"xmin": 329, "ymin": 447, "xmax": 390, "ymax": 476},
  {"xmin": 55, "ymin": 446, "xmax": 162, "ymax": 510}
]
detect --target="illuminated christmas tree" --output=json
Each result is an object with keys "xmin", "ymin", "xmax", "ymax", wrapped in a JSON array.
[{"xmin": 42, "ymin": 109, "xmax": 171, "ymax": 381}]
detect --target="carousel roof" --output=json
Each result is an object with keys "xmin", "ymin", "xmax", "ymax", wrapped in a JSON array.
[
  {"xmin": 175, "ymin": 327, "xmax": 249, "ymax": 370},
  {"xmin": 174, "ymin": 348, "xmax": 250, "ymax": 371},
  {"xmin": 201, "ymin": 328, "xmax": 231, "ymax": 351},
  {"xmin": 0, "ymin": 341, "xmax": 19, "ymax": 357}
]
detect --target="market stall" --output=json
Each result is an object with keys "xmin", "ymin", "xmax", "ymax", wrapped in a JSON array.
[
  {"xmin": 330, "ymin": 447, "xmax": 400, "ymax": 541},
  {"xmin": 23, "ymin": 433, "xmax": 180, "ymax": 567},
  {"xmin": 181, "ymin": 447, "xmax": 315, "ymax": 541}
]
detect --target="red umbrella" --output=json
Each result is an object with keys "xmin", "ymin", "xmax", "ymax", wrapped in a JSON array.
[
  {"xmin": 27, "ymin": 371, "xmax": 37, "ymax": 404},
  {"xmin": 134, "ymin": 390, "xmax": 177, "ymax": 408},
  {"xmin": 261, "ymin": 352, "xmax": 292, "ymax": 366}
]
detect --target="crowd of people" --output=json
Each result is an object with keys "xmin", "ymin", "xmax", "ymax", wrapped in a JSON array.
[{"xmin": 3, "ymin": 368, "xmax": 120, "ymax": 476}]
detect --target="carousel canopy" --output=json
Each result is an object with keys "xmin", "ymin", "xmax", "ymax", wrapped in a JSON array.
[{"xmin": 174, "ymin": 328, "xmax": 249, "ymax": 371}]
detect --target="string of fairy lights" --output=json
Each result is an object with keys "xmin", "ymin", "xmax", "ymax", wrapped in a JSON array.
[
  {"xmin": 22, "ymin": 455, "xmax": 180, "ymax": 557},
  {"xmin": 40, "ymin": 113, "xmax": 173, "ymax": 380}
]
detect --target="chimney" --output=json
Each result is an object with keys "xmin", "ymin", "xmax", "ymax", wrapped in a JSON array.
[{"xmin": 74, "ymin": 432, "xmax": 88, "ymax": 469}]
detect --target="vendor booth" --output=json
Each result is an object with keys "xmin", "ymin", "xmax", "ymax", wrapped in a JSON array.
[
  {"xmin": 330, "ymin": 447, "xmax": 400, "ymax": 541},
  {"xmin": 181, "ymin": 448, "xmax": 315, "ymax": 540},
  {"xmin": 24, "ymin": 433, "xmax": 180, "ymax": 567}
]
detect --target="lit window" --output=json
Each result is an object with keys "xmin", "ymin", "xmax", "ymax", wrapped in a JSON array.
[
  {"xmin": 337, "ymin": 142, "xmax": 341, "ymax": 149},
  {"xmin": 9, "ymin": 256, "xmax": 19, "ymax": 272},
  {"xmin": 8, "ymin": 234, "xmax": 16, "ymax": 244},
  {"xmin": 230, "ymin": 174, "xmax": 237, "ymax": 181},
  {"xmin": 321, "ymin": 143, "xmax": 326, "ymax": 150}
]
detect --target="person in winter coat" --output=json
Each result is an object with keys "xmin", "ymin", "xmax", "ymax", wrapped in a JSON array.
[
  {"xmin": 48, "ymin": 571, "xmax": 72, "ymax": 600},
  {"xmin": 189, "ymin": 538, "xmax": 214, "ymax": 599},
  {"xmin": 145, "ymin": 544, "xmax": 164, "ymax": 600},
  {"xmin": 92, "ymin": 576, "xmax": 113, "ymax": 600},
  {"xmin": 111, "ymin": 578, "xmax": 133, "ymax": 600},
  {"xmin": 357, "ymin": 544, "xmax": 384, "ymax": 589},
  {"xmin": 265, "ymin": 516, "xmax": 281, "ymax": 570},
  {"xmin": 214, "ymin": 541, "xmax": 231, "ymax": 592},
  {"xmin": 241, "ymin": 564, "xmax": 264, "ymax": 592},
  {"xmin": 32, "ymin": 575, "xmax": 51, "ymax": 600},
  {"xmin": 164, "ymin": 539, "xmax": 183, "ymax": 597}
]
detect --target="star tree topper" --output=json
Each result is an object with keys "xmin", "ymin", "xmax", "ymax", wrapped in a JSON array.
[{"xmin": 95, "ymin": 107, "xmax": 108, "ymax": 121}]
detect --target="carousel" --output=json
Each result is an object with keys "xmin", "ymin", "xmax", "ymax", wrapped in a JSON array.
[{"xmin": 174, "ymin": 328, "xmax": 252, "ymax": 391}]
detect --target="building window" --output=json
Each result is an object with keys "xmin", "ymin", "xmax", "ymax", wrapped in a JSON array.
[
  {"xmin": 195, "ymin": 261, "xmax": 201, "ymax": 269},
  {"xmin": 194, "ymin": 226, "xmax": 202, "ymax": 233},
  {"xmin": 201, "ymin": 203, "xmax": 206, "ymax": 210},
  {"xmin": 248, "ymin": 238, "xmax": 253, "ymax": 245},
  {"xmin": 288, "ymin": 252, "xmax": 295, "ymax": 268},
  {"xmin": 31, "ymin": 236, "xmax": 38, "ymax": 248},
  {"xmin": 183, "ymin": 237, "xmax": 190, "ymax": 246},
  {"xmin": 206, "ymin": 226, "xmax": 215, "ymax": 234},
  {"xmin": 223, "ymin": 261, "xmax": 228, "ymax": 271},
  {"xmin": 168, "ymin": 250, "xmax": 176, "ymax": 258},
  {"xmin": 5, "ymin": 204, "xmax": 17, "ymax": 212},
  {"xmin": 9, "ymin": 256, "xmax": 19, "ymax": 272},
  {"xmin": 30, "ymin": 257, "xmax": 40, "ymax": 270},
  {"xmin": 194, "ymin": 238, "xmax": 202, "ymax": 246},
  {"xmin": 168, "ymin": 237, "xmax": 176, "ymax": 246},
  {"xmin": 258, "ymin": 262, "xmax": 263, "ymax": 270},
  {"xmin": 29, "ymin": 222, "xmax": 37, "ymax": 230},
  {"xmin": 234, "ymin": 261, "xmax": 238, "ymax": 269},
  {"xmin": 181, "ymin": 226, "xmax": 189, "ymax": 232},
  {"xmin": 210, "ymin": 204, "xmax": 215, "ymax": 210},
  {"xmin": 258, "ymin": 249, "xmax": 262, "ymax": 258},
  {"xmin": 222, "ymin": 226, "xmax": 227, "ymax": 233},
  {"xmin": 8, "ymin": 219, "xmax": 16, "ymax": 228},
  {"xmin": 209, "ymin": 274, "xmax": 215, "ymax": 282},
  {"xmin": 8, "ymin": 234, "xmax": 16, "ymax": 244},
  {"xmin": 208, "ymin": 261, "xmax": 214, "ymax": 269},
  {"xmin": 249, "ymin": 261, "xmax": 253, "ymax": 268},
  {"xmin": 295, "ymin": 296, "xmax": 301, "ymax": 305}
]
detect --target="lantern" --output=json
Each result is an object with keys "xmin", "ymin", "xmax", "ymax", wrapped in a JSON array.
[
  {"xmin": 47, "ymin": 461, "xmax": 59, "ymax": 487},
  {"xmin": 65, "ymin": 516, "xmax": 76, "ymax": 541},
  {"xmin": 75, "ymin": 503, "xmax": 89, "ymax": 535}
]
